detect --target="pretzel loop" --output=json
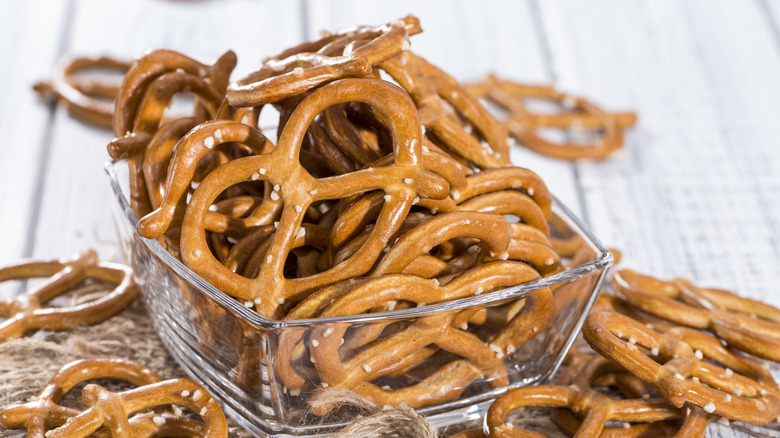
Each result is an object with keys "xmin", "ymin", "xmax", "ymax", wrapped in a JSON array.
[{"xmin": 0, "ymin": 251, "xmax": 138, "ymax": 341}]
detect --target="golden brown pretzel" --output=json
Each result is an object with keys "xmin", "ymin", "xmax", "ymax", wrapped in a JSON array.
[
  {"xmin": 101, "ymin": 412, "xmax": 207, "ymax": 438},
  {"xmin": 0, "ymin": 250, "xmax": 138, "ymax": 341},
  {"xmin": 307, "ymin": 261, "xmax": 552, "ymax": 413},
  {"xmin": 43, "ymin": 378, "xmax": 227, "ymax": 438},
  {"xmin": 33, "ymin": 55, "xmax": 131, "ymax": 128},
  {"xmin": 178, "ymin": 77, "xmax": 450, "ymax": 318},
  {"xmin": 466, "ymin": 75, "xmax": 636, "ymax": 160},
  {"xmin": 486, "ymin": 383, "xmax": 710, "ymax": 438},
  {"xmin": 612, "ymin": 269, "xmax": 780, "ymax": 362},
  {"xmin": 109, "ymin": 50, "xmax": 236, "ymax": 217},
  {"xmin": 583, "ymin": 311, "xmax": 780, "ymax": 425},
  {"xmin": 227, "ymin": 16, "xmax": 421, "ymax": 107},
  {"xmin": 136, "ymin": 120, "xmax": 275, "ymax": 240},
  {"xmin": 0, "ymin": 358, "xmax": 162, "ymax": 437},
  {"xmin": 380, "ymin": 52, "xmax": 511, "ymax": 169},
  {"xmin": 113, "ymin": 49, "xmax": 236, "ymax": 137},
  {"xmin": 548, "ymin": 349, "xmax": 708, "ymax": 438}
]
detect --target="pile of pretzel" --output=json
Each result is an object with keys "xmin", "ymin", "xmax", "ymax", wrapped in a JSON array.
[
  {"xmin": 456, "ymin": 268, "xmax": 780, "ymax": 437},
  {"xmin": 94, "ymin": 16, "xmax": 584, "ymax": 411}
]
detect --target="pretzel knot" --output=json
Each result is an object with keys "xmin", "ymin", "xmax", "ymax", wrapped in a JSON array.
[
  {"xmin": 178, "ymin": 77, "xmax": 450, "ymax": 318},
  {"xmin": 466, "ymin": 75, "xmax": 636, "ymax": 161},
  {"xmin": 227, "ymin": 15, "xmax": 422, "ymax": 107},
  {"xmin": 0, "ymin": 250, "xmax": 138, "ymax": 341},
  {"xmin": 33, "ymin": 55, "xmax": 131, "ymax": 129},
  {"xmin": 612, "ymin": 268, "xmax": 780, "ymax": 363},
  {"xmin": 583, "ymin": 311, "xmax": 780, "ymax": 425},
  {"xmin": 0, "ymin": 358, "xmax": 162, "ymax": 437}
]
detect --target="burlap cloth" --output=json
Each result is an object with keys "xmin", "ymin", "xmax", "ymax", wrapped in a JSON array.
[{"xmin": 0, "ymin": 282, "xmax": 561, "ymax": 438}]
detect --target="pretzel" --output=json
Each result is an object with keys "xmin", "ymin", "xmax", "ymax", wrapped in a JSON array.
[
  {"xmin": 174, "ymin": 77, "xmax": 450, "ymax": 318},
  {"xmin": 466, "ymin": 75, "xmax": 636, "ymax": 160},
  {"xmin": 326, "ymin": 165, "xmax": 553, "ymax": 268},
  {"xmin": 307, "ymin": 262, "xmax": 552, "ymax": 413},
  {"xmin": 583, "ymin": 311, "xmax": 780, "ymax": 424},
  {"xmin": 109, "ymin": 49, "xmax": 236, "ymax": 217},
  {"xmin": 380, "ymin": 52, "xmax": 511, "ymax": 169},
  {"xmin": 43, "ymin": 378, "xmax": 227, "ymax": 438},
  {"xmin": 611, "ymin": 269, "xmax": 780, "ymax": 362},
  {"xmin": 33, "ymin": 55, "xmax": 131, "ymax": 128},
  {"xmin": 0, "ymin": 250, "xmax": 138, "ymax": 341},
  {"xmin": 136, "ymin": 119, "xmax": 275, "ymax": 240},
  {"xmin": 0, "ymin": 358, "xmax": 162, "ymax": 437},
  {"xmin": 549, "ymin": 349, "xmax": 709, "ymax": 437},
  {"xmin": 227, "ymin": 16, "xmax": 421, "ymax": 107}
]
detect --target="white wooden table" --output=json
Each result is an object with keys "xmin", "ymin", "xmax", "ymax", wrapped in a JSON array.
[{"xmin": 1, "ymin": 1, "xmax": 779, "ymax": 436}]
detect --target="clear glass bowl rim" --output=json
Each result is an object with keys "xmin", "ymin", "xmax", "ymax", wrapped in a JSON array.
[{"xmin": 105, "ymin": 159, "xmax": 612, "ymax": 329}]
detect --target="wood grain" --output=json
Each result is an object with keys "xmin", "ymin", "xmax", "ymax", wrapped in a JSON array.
[{"xmin": 0, "ymin": 0, "xmax": 72, "ymax": 265}]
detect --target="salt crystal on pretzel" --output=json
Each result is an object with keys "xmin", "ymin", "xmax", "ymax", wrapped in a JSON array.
[{"xmin": 0, "ymin": 250, "xmax": 138, "ymax": 341}]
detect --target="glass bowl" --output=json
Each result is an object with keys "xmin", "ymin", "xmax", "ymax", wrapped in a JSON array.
[{"xmin": 105, "ymin": 160, "xmax": 611, "ymax": 437}]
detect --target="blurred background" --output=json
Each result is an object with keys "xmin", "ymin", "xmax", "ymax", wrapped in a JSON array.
[{"xmin": 0, "ymin": 0, "xmax": 778, "ymax": 307}]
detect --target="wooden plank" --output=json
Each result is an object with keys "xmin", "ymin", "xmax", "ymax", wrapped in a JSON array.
[
  {"xmin": 0, "ymin": 0, "xmax": 72, "ymax": 266},
  {"xmin": 28, "ymin": 0, "xmax": 305, "ymax": 261},
  {"xmin": 538, "ymin": 0, "xmax": 780, "ymax": 307},
  {"xmin": 305, "ymin": 0, "xmax": 584, "ymax": 216}
]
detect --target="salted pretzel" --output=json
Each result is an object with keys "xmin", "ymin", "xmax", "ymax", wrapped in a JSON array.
[
  {"xmin": 612, "ymin": 269, "xmax": 780, "ymax": 363},
  {"xmin": 0, "ymin": 250, "xmax": 138, "ymax": 341},
  {"xmin": 466, "ymin": 75, "xmax": 636, "ymax": 160},
  {"xmin": 547, "ymin": 348, "xmax": 709, "ymax": 437},
  {"xmin": 136, "ymin": 119, "xmax": 275, "ymax": 241},
  {"xmin": 275, "ymin": 213, "xmax": 552, "ymax": 408},
  {"xmin": 96, "ymin": 412, "xmax": 207, "ymax": 438},
  {"xmin": 306, "ymin": 262, "xmax": 552, "ymax": 413},
  {"xmin": 227, "ymin": 16, "xmax": 421, "ymax": 107},
  {"xmin": 173, "ymin": 77, "xmax": 450, "ymax": 318},
  {"xmin": 109, "ymin": 49, "xmax": 237, "ymax": 217},
  {"xmin": 380, "ymin": 52, "xmax": 511, "ymax": 169},
  {"xmin": 43, "ymin": 378, "xmax": 227, "ymax": 438},
  {"xmin": 583, "ymin": 311, "xmax": 780, "ymax": 425},
  {"xmin": 0, "ymin": 358, "xmax": 162, "ymax": 437},
  {"xmin": 326, "ymin": 164, "xmax": 553, "ymax": 269},
  {"xmin": 33, "ymin": 55, "xmax": 131, "ymax": 128},
  {"xmin": 276, "ymin": 209, "xmax": 553, "ymax": 384}
]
